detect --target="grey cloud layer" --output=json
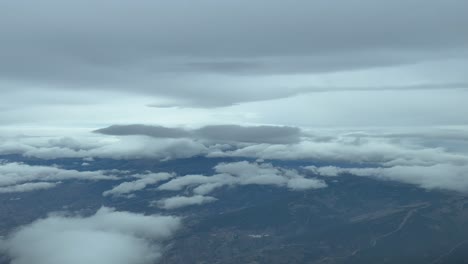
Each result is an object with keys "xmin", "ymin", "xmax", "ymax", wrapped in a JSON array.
[
  {"xmin": 2, "ymin": 1, "xmax": 466, "ymax": 64},
  {"xmin": 95, "ymin": 124, "xmax": 302, "ymax": 144},
  {"xmin": 1, "ymin": 1, "xmax": 467, "ymax": 107},
  {"xmin": 1, "ymin": 207, "xmax": 181, "ymax": 264},
  {"xmin": 95, "ymin": 125, "xmax": 191, "ymax": 139}
]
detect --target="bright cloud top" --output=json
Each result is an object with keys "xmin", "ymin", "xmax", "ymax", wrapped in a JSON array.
[
  {"xmin": 2, "ymin": 126, "xmax": 468, "ymax": 195},
  {"xmin": 306, "ymin": 164, "xmax": 468, "ymax": 192},
  {"xmin": 103, "ymin": 172, "xmax": 174, "ymax": 197},
  {"xmin": 101, "ymin": 161, "xmax": 326, "ymax": 210},
  {"xmin": 158, "ymin": 161, "xmax": 326, "ymax": 196},
  {"xmin": 0, "ymin": 162, "xmax": 116, "ymax": 193},
  {"xmin": 1, "ymin": 207, "xmax": 181, "ymax": 264},
  {"xmin": 155, "ymin": 195, "xmax": 218, "ymax": 210},
  {"xmin": 0, "ymin": 182, "xmax": 59, "ymax": 193}
]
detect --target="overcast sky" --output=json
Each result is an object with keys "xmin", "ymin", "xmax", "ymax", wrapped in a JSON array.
[
  {"xmin": 0, "ymin": 0, "xmax": 467, "ymax": 130},
  {"xmin": 1, "ymin": 4, "xmax": 468, "ymax": 262}
]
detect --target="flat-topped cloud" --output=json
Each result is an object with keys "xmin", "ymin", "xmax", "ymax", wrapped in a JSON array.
[
  {"xmin": 95, "ymin": 125, "xmax": 190, "ymax": 139},
  {"xmin": 94, "ymin": 124, "xmax": 302, "ymax": 144}
]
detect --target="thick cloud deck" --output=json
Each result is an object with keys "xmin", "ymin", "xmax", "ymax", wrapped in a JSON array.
[
  {"xmin": 1, "ymin": 207, "xmax": 181, "ymax": 264},
  {"xmin": 3, "ymin": 127, "xmax": 468, "ymax": 194},
  {"xmin": 1, "ymin": 0, "xmax": 468, "ymax": 108}
]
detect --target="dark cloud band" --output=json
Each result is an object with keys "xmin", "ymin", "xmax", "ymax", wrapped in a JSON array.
[{"xmin": 94, "ymin": 124, "xmax": 302, "ymax": 144}]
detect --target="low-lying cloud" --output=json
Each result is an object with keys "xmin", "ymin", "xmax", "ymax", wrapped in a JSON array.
[
  {"xmin": 154, "ymin": 195, "xmax": 218, "ymax": 209},
  {"xmin": 0, "ymin": 162, "xmax": 116, "ymax": 193},
  {"xmin": 0, "ymin": 182, "xmax": 59, "ymax": 193},
  {"xmin": 306, "ymin": 164, "xmax": 468, "ymax": 192},
  {"xmin": 158, "ymin": 161, "xmax": 327, "ymax": 196},
  {"xmin": 0, "ymin": 136, "xmax": 209, "ymax": 160},
  {"xmin": 100, "ymin": 161, "xmax": 326, "ymax": 209},
  {"xmin": 103, "ymin": 172, "xmax": 174, "ymax": 197},
  {"xmin": 2, "ymin": 126, "xmax": 468, "ymax": 196},
  {"xmin": 209, "ymin": 136, "xmax": 468, "ymax": 167},
  {"xmin": 0, "ymin": 207, "xmax": 181, "ymax": 264}
]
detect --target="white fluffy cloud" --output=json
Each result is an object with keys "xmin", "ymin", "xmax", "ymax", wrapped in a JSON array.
[
  {"xmin": 0, "ymin": 162, "xmax": 116, "ymax": 193},
  {"xmin": 1, "ymin": 207, "xmax": 181, "ymax": 264},
  {"xmin": 158, "ymin": 174, "xmax": 230, "ymax": 192},
  {"xmin": 305, "ymin": 166, "xmax": 344, "ymax": 177},
  {"xmin": 0, "ymin": 182, "xmax": 59, "ymax": 193},
  {"xmin": 99, "ymin": 161, "xmax": 325, "ymax": 210},
  {"xmin": 209, "ymin": 139, "xmax": 468, "ymax": 167},
  {"xmin": 2, "ymin": 126, "xmax": 468, "ymax": 195},
  {"xmin": 2, "ymin": 126, "xmax": 468, "ymax": 170},
  {"xmin": 0, "ymin": 136, "xmax": 209, "ymax": 161},
  {"xmin": 158, "ymin": 161, "xmax": 326, "ymax": 196},
  {"xmin": 154, "ymin": 195, "xmax": 217, "ymax": 209},
  {"xmin": 287, "ymin": 177, "xmax": 327, "ymax": 190},
  {"xmin": 103, "ymin": 173, "xmax": 174, "ymax": 197},
  {"xmin": 306, "ymin": 164, "xmax": 468, "ymax": 192}
]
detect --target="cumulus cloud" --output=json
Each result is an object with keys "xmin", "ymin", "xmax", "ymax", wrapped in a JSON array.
[
  {"xmin": 3, "ymin": 127, "xmax": 468, "ymax": 169},
  {"xmin": 154, "ymin": 195, "xmax": 217, "ymax": 210},
  {"xmin": 0, "ymin": 162, "xmax": 116, "ymax": 193},
  {"xmin": 150, "ymin": 161, "xmax": 325, "ymax": 208},
  {"xmin": 306, "ymin": 164, "xmax": 468, "ymax": 192},
  {"xmin": 209, "ymin": 136, "xmax": 468, "ymax": 167},
  {"xmin": 1, "ymin": 207, "xmax": 181, "ymax": 264},
  {"xmin": 95, "ymin": 124, "xmax": 302, "ymax": 144},
  {"xmin": 0, "ymin": 136, "xmax": 208, "ymax": 160},
  {"xmin": 305, "ymin": 166, "xmax": 344, "ymax": 177},
  {"xmin": 158, "ymin": 174, "xmax": 229, "ymax": 192},
  {"xmin": 1, "ymin": 128, "xmax": 468, "ymax": 197},
  {"xmin": 0, "ymin": 182, "xmax": 59, "ymax": 194},
  {"xmin": 214, "ymin": 161, "xmax": 296, "ymax": 187},
  {"xmin": 287, "ymin": 177, "xmax": 327, "ymax": 190},
  {"xmin": 158, "ymin": 161, "xmax": 326, "ymax": 196},
  {"xmin": 103, "ymin": 173, "xmax": 174, "ymax": 197}
]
